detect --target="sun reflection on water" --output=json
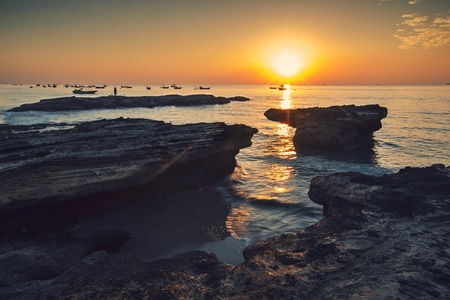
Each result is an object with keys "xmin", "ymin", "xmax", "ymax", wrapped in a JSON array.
[
  {"xmin": 226, "ymin": 204, "xmax": 251, "ymax": 240},
  {"xmin": 266, "ymin": 163, "xmax": 294, "ymax": 194},
  {"xmin": 280, "ymin": 85, "xmax": 292, "ymax": 109},
  {"xmin": 225, "ymin": 84, "xmax": 299, "ymax": 241},
  {"xmin": 275, "ymin": 124, "xmax": 297, "ymax": 158}
]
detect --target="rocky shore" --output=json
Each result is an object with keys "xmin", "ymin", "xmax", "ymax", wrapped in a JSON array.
[
  {"xmin": 0, "ymin": 118, "xmax": 257, "ymax": 233},
  {"xmin": 1, "ymin": 101, "xmax": 449, "ymax": 299},
  {"xmin": 7, "ymin": 94, "xmax": 249, "ymax": 112},
  {"xmin": 264, "ymin": 104, "xmax": 388, "ymax": 150},
  {"xmin": 1, "ymin": 163, "xmax": 448, "ymax": 299}
]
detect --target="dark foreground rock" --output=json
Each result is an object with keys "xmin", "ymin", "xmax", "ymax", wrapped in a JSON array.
[
  {"xmin": 1, "ymin": 164, "xmax": 449, "ymax": 299},
  {"xmin": 7, "ymin": 94, "xmax": 249, "ymax": 112},
  {"xmin": 264, "ymin": 104, "xmax": 388, "ymax": 150},
  {"xmin": 0, "ymin": 118, "xmax": 257, "ymax": 233}
]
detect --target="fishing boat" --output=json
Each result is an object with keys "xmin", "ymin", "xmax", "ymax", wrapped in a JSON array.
[
  {"xmin": 199, "ymin": 86, "xmax": 210, "ymax": 90},
  {"xmin": 278, "ymin": 84, "xmax": 287, "ymax": 90},
  {"xmin": 72, "ymin": 88, "xmax": 97, "ymax": 95},
  {"xmin": 146, "ymin": 85, "xmax": 151, "ymax": 90}
]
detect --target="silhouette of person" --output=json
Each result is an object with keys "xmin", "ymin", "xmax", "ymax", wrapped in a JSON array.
[{"xmin": 114, "ymin": 87, "xmax": 117, "ymax": 96}]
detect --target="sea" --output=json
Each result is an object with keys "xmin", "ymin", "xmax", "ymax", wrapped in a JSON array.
[{"xmin": 1, "ymin": 84, "xmax": 449, "ymax": 264}]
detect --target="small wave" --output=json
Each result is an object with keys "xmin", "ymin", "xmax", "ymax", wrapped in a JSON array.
[{"xmin": 230, "ymin": 163, "xmax": 248, "ymax": 184}]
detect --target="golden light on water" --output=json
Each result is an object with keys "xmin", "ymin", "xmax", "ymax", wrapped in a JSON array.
[
  {"xmin": 226, "ymin": 205, "xmax": 251, "ymax": 240},
  {"xmin": 280, "ymin": 85, "xmax": 292, "ymax": 109},
  {"xmin": 224, "ymin": 84, "xmax": 296, "ymax": 239}
]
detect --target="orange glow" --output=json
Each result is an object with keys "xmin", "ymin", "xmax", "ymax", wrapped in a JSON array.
[
  {"xmin": 271, "ymin": 49, "xmax": 304, "ymax": 77},
  {"xmin": 1, "ymin": 1, "xmax": 449, "ymax": 84},
  {"xmin": 259, "ymin": 38, "xmax": 318, "ymax": 85}
]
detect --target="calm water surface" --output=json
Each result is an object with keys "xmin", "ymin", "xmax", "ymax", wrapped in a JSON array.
[{"xmin": 1, "ymin": 84, "xmax": 449, "ymax": 264}]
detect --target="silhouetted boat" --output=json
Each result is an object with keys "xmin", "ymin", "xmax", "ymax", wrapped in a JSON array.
[
  {"xmin": 72, "ymin": 88, "xmax": 97, "ymax": 94},
  {"xmin": 146, "ymin": 86, "xmax": 151, "ymax": 90},
  {"xmin": 199, "ymin": 86, "xmax": 210, "ymax": 90},
  {"xmin": 161, "ymin": 84, "xmax": 169, "ymax": 89},
  {"xmin": 278, "ymin": 84, "xmax": 287, "ymax": 90}
]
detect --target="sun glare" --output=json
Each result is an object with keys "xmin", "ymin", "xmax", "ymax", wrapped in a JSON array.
[{"xmin": 271, "ymin": 49, "xmax": 304, "ymax": 77}]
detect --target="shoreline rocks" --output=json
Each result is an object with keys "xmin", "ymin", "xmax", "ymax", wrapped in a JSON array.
[
  {"xmin": 7, "ymin": 94, "xmax": 250, "ymax": 112},
  {"xmin": 1, "ymin": 164, "xmax": 448, "ymax": 299},
  {"xmin": 264, "ymin": 104, "xmax": 388, "ymax": 150},
  {"xmin": 0, "ymin": 118, "xmax": 257, "ymax": 233}
]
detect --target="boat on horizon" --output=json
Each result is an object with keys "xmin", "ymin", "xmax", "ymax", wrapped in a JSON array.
[
  {"xmin": 199, "ymin": 86, "xmax": 210, "ymax": 90},
  {"xmin": 278, "ymin": 84, "xmax": 287, "ymax": 90},
  {"xmin": 72, "ymin": 88, "xmax": 97, "ymax": 95}
]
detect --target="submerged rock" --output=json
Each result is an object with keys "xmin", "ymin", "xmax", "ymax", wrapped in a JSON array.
[
  {"xmin": 0, "ymin": 118, "xmax": 257, "ymax": 233},
  {"xmin": 1, "ymin": 164, "xmax": 448, "ymax": 299},
  {"xmin": 264, "ymin": 104, "xmax": 388, "ymax": 150},
  {"xmin": 7, "ymin": 94, "xmax": 250, "ymax": 112}
]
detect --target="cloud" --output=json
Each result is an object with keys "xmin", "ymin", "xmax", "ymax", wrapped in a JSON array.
[
  {"xmin": 394, "ymin": 10, "xmax": 450, "ymax": 50},
  {"xmin": 379, "ymin": 0, "xmax": 419, "ymax": 6}
]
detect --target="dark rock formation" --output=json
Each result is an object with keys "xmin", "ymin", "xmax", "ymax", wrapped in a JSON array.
[
  {"xmin": 264, "ymin": 104, "xmax": 388, "ymax": 150},
  {"xmin": 0, "ymin": 118, "xmax": 257, "ymax": 233},
  {"xmin": 7, "ymin": 94, "xmax": 249, "ymax": 112},
  {"xmin": 1, "ymin": 164, "xmax": 449, "ymax": 299}
]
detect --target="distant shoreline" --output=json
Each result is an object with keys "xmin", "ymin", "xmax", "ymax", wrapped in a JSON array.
[{"xmin": 7, "ymin": 94, "xmax": 250, "ymax": 112}]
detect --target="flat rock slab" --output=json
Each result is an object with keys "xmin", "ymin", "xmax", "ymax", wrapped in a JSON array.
[
  {"xmin": 7, "ymin": 94, "xmax": 249, "ymax": 112},
  {"xmin": 0, "ymin": 118, "xmax": 257, "ymax": 232},
  {"xmin": 1, "ymin": 164, "xmax": 448, "ymax": 299},
  {"xmin": 265, "ymin": 104, "xmax": 388, "ymax": 150}
]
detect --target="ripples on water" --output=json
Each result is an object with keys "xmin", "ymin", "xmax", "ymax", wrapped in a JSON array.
[{"xmin": 1, "ymin": 84, "xmax": 449, "ymax": 264}]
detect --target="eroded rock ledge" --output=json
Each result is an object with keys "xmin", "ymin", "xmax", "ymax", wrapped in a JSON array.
[
  {"xmin": 1, "ymin": 164, "xmax": 448, "ymax": 299},
  {"xmin": 0, "ymin": 118, "xmax": 257, "ymax": 233},
  {"xmin": 7, "ymin": 94, "xmax": 249, "ymax": 112},
  {"xmin": 264, "ymin": 104, "xmax": 388, "ymax": 150}
]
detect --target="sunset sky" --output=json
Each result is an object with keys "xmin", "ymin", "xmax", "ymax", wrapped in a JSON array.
[{"xmin": 1, "ymin": 0, "xmax": 449, "ymax": 85}]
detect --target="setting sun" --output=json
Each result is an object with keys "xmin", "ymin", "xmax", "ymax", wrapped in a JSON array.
[{"xmin": 271, "ymin": 49, "xmax": 304, "ymax": 77}]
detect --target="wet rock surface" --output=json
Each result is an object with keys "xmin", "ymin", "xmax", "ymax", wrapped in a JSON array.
[
  {"xmin": 7, "ymin": 94, "xmax": 249, "ymax": 112},
  {"xmin": 0, "ymin": 118, "xmax": 257, "ymax": 233},
  {"xmin": 264, "ymin": 104, "xmax": 388, "ymax": 150},
  {"xmin": 1, "ymin": 164, "xmax": 448, "ymax": 299}
]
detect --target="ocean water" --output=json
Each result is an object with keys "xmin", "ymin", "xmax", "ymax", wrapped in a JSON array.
[{"xmin": 1, "ymin": 84, "xmax": 449, "ymax": 264}]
